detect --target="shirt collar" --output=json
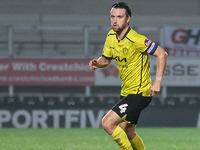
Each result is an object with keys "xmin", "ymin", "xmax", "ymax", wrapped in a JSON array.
[{"xmin": 120, "ymin": 27, "xmax": 131, "ymax": 41}]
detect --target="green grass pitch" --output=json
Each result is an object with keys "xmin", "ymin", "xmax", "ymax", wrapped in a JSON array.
[{"xmin": 0, "ymin": 128, "xmax": 200, "ymax": 150}]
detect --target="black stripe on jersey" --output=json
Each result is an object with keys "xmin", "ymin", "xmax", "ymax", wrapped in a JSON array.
[
  {"xmin": 107, "ymin": 33, "xmax": 117, "ymax": 41},
  {"xmin": 137, "ymin": 55, "xmax": 143, "ymax": 94},
  {"xmin": 102, "ymin": 54, "xmax": 113, "ymax": 60},
  {"xmin": 108, "ymin": 33, "xmax": 117, "ymax": 36},
  {"xmin": 121, "ymin": 27, "xmax": 131, "ymax": 40},
  {"xmin": 125, "ymin": 37, "xmax": 135, "ymax": 43}
]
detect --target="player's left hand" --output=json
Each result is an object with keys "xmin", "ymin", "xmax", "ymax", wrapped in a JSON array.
[{"xmin": 150, "ymin": 81, "xmax": 161, "ymax": 96}]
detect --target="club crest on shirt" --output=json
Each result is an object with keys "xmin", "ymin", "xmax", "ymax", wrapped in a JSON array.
[{"xmin": 123, "ymin": 48, "xmax": 129, "ymax": 55}]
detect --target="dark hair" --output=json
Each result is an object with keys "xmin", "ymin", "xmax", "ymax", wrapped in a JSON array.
[{"xmin": 111, "ymin": 2, "xmax": 132, "ymax": 17}]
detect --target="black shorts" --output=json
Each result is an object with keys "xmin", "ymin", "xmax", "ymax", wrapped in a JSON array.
[{"xmin": 112, "ymin": 94, "xmax": 152, "ymax": 125}]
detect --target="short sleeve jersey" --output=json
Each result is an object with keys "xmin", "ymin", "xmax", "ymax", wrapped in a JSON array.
[{"xmin": 102, "ymin": 27, "xmax": 157, "ymax": 97}]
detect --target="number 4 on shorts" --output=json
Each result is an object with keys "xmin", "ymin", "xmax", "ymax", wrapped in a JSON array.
[{"xmin": 119, "ymin": 104, "xmax": 128, "ymax": 113}]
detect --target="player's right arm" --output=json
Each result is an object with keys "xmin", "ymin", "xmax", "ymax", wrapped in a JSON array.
[
  {"xmin": 89, "ymin": 56, "xmax": 111, "ymax": 71},
  {"xmin": 89, "ymin": 30, "xmax": 112, "ymax": 71}
]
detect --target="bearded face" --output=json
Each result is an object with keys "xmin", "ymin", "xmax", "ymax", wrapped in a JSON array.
[{"xmin": 110, "ymin": 8, "xmax": 130, "ymax": 34}]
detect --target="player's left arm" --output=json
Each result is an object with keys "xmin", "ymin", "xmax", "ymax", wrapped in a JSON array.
[{"xmin": 150, "ymin": 46, "xmax": 168, "ymax": 96}]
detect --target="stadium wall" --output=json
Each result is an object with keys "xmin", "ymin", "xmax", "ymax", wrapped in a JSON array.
[{"xmin": 0, "ymin": 102, "xmax": 200, "ymax": 128}]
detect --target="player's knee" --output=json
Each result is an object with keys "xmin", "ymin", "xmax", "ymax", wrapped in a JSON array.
[
  {"xmin": 102, "ymin": 117, "xmax": 117, "ymax": 135},
  {"xmin": 101, "ymin": 117, "xmax": 109, "ymax": 131}
]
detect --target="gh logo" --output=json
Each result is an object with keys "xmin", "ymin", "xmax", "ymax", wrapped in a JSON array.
[
  {"xmin": 119, "ymin": 104, "xmax": 128, "ymax": 113},
  {"xmin": 171, "ymin": 29, "xmax": 200, "ymax": 45}
]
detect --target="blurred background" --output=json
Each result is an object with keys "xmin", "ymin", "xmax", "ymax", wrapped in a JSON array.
[{"xmin": 0, "ymin": 0, "xmax": 200, "ymax": 128}]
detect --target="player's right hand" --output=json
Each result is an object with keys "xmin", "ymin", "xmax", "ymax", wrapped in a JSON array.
[{"xmin": 89, "ymin": 59, "xmax": 98, "ymax": 71}]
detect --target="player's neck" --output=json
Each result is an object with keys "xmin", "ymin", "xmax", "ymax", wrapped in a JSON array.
[{"xmin": 117, "ymin": 26, "xmax": 130, "ymax": 41}]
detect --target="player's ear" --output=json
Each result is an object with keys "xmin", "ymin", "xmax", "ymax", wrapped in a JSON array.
[{"xmin": 127, "ymin": 16, "xmax": 131, "ymax": 24}]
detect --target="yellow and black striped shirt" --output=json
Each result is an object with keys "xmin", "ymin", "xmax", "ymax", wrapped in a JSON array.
[{"xmin": 102, "ymin": 27, "xmax": 157, "ymax": 97}]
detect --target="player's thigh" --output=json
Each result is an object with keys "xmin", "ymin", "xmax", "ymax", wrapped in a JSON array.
[
  {"xmin": 102, "ymin": 110, "xmax": 124, "ymax": 134},
  {"xmin": 119, "ymin": 121, "xmax": 135, "ymax": 131},
  {"xmin": 102, "ymin": 110, "xmax": 123, "ymax": 125},
  {"xmin": 119, "ymin": 122, "xmax": 136, "ymax": 139},
  {"xmin": 112, "ymin": 94, "xmax": 152, "ymax": 125}
]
